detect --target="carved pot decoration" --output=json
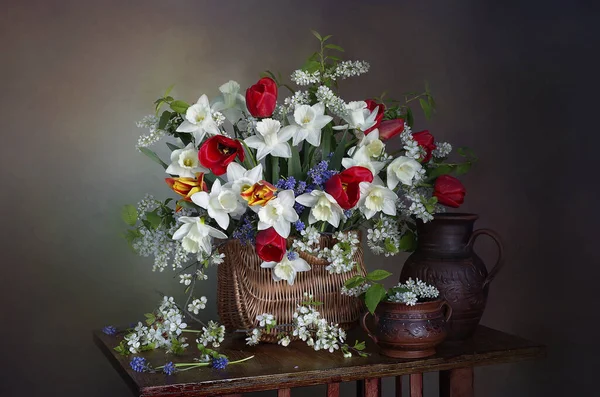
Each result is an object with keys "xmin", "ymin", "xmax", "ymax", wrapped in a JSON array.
[
  {"xmin": 400, "ymin": 213, "xmax": 504, "ymax": 340},
  {"xmin": 361, "ymin": 299, "xmax": 452, "ymax": 358}
]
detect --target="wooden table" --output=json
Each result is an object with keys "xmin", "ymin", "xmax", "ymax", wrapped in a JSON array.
[{"xmin": 94, "ymin": 325, "xmax": 545, "ymax": 397}]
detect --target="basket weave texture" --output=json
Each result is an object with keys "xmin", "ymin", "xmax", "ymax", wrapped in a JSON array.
[{"xmin": 217, "ymin": 233, "xmax": 367, "ymax": 342}]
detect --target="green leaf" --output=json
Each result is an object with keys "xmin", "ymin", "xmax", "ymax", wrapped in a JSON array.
[
  {"xmin": 175, "ymin": 132, "xmax": 193, "ymax": 146},
  {"xmin": 311, "ymin": 29, "xmax": 323, "ymax": 41},
  {"xmin": 427, "ymin": 164, "xmax": 454, "ymax": 180},
  {"xmin": 324, "ymin": 43, "xmax": 344, "ymax": 52},
  {"xmin": 353, "ymin": 340, "xmax": 366, "ymax": 351},
  {"xmin": 455, "ymin": 162, "xmax": 471, "ymax": 175},
  {"xmin": 344, "ymin": 275, "xmax": 365, "ymax": 289},
  {"xmin": 170, "ymin": 100, "xmax": 190, "ymax": 114},
  {"xmin": 405, "ymin": 107, "xmax": 414, "ymax": 128},
  {"xmin": 365, "ymin": 284, "xmax": 387, "ymax": 314},
  {"xmin": 399, "ymin": 231, "xmax": 417, "ymax": 252},
  {"xmin": 329, "ymin": 128, "xmax": 349, "ymax": 171},
  {"xmin": 288, "ymin": 145, "xmax": 303, "ymax": 179},
  {"xmin": 144, "ymin": 313, "xmax": 156, "ymax": 325},
  {"xmin": 164, "ymin": 84, "xmax": 175, "ymax": 97},
  {"xmin": 139, "ymin": 147, "xmax": 168, "ymax": 169},
  {"xmin": 366, "ymin": 269, "xmax": 393, "ymax": 282},
  {"xmin": 419, "ymin": 97, "xmax": 432, "ymax": 120},
  {"xmin": 302, "ymin": 59, "xmax": 321, "ymax": 73},
  {"xmin": 145, "ymin": 210, "xmax": 162, "ymax": 229},
  {"xmin": 158, "ymin": 110, "xmax": 171, "ymax": 130},
  {"xmin": 166, "ymin": 142, "xmax": 181, "ymax": 152},
  {"xmin": 121, "ymin": 205, "xmax": 138, "ymax": 226},
  {"xmin": 457, "ymin": 147, "xmax": 478, "ymax": 162},
  {"xmin": 322, "ymin": 126, "xmax": 332, "ymax": 159},
  {"xmin": 177, "ymin": 200, "xmax": 199, "ymax": 210}
]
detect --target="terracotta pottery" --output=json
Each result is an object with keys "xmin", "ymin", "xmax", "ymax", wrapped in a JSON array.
[
  {"xmin": 361, "ymin": 299, "xmax": 452, "ymax": 358},
  {"xmin": 400, "ymin": 213, "xmax": 504, "ymax": 340}
]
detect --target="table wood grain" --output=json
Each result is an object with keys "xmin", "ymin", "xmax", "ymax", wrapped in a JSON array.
[{"xmin": 93, "ymin": 326, "xmax": 545, "ymax": 397}]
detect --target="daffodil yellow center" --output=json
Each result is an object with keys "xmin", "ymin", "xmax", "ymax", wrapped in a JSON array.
[
  {"xmin": 302, "ymin": 116, "xmax": 311, "ymax": 124},
  {"xmin": 196, "ymin": 115, "xmax": 205, "ymax": 123},
  {"xmin": 183, "ymin": 158, "xmax": 194, "ymax": 167}
]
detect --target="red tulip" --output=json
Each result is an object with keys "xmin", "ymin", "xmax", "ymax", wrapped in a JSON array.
[
  {"xmin": 255, "ymin": 227, "xmax": 286, "ymax": 262},
  {"xmin": 433, "ymin": 175, "xmax": 466, "ymax": 208},
  {"xmin": 412, "ymin": 130, "xmax": 437, "ymax": 162},
  {"xmin": 364, "ymin": 99, "xmax": 385, "ymax": 135},
  {"xmin": 198, "ymin": 135, "xmax": 245, "ymax": 176},
  {"xmin": 246, "ymin": 77, "xmax": 278, "ymax": 118},
  {"xmin": 324, "ymin": 166, "xmax": 374, "ymax": 209},
  {"xmin": 378, "ymin": 119, "xmax": 405, "ymax": 140}
]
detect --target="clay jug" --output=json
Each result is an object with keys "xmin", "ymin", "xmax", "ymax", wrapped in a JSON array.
[{"xmin": 399, "ymin": 213, "xmax": 503, "ymax": 340}]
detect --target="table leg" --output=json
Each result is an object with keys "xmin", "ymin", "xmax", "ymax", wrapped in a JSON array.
[
  {"xmin": 440, "ymin": 367, "xmax": 474, "ymax": 397},
  {"xmin": 409, "ymin": 374, "xmax": 423, "ymax": 397},
  {"xmin": 364, "ymin": 378, "xmax": 381, "ymax": 397},
  {"xmin": 327, "ymin": 382, "xmax": 340, "ymax": 397},
  {"xmin": 278, "ymin": 389, "xmax": 291, "ymax": 397}
]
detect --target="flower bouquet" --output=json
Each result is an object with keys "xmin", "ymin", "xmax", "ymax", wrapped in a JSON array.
[{"xmin": 123, "ymin": 31, "xmax": 474, "ymax": 343}]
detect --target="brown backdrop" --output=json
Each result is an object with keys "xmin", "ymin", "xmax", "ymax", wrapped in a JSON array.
[{"xmin": 1, "ymin": 1, "xmax": 598, "ymax": 396}]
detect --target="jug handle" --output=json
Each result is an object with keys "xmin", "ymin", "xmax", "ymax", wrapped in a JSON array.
[
  {"xmin": 468, "ymin": 228, "xmax": 504, "ymax": 289},
  {"xmin": 441, "ymin": 301, "xmax": 453, "ymax": 322},
  {"xmin": 361, "ymin": 311, "xmax": 378, "ymax": 344}
]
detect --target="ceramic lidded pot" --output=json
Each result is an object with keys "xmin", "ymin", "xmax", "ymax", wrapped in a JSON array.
[{"xmin": 361, "ymin": 299, "xmax": 452, "ymax": 358}]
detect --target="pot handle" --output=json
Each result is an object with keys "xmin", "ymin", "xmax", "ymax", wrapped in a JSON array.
[
  {"xmin": 468, "ymin": 228, "xmax": 504, "ymax": 289},
  {"xmin": 361, "ymin": 311, "xmax": 378, "ymax": 344},
  {"xmin": 441, "ymin": 301, "xmax": 453, "ymax": 322}
]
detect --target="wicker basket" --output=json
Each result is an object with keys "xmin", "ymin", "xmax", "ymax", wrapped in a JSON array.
[{"xmin": 217, "ymin": 233, "xmax": 367, "ymax": 342}]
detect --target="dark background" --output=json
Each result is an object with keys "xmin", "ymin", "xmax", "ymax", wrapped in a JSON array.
[{"xmin": 1, "ymin": 1, "xmax": 598, "ymax": 396}]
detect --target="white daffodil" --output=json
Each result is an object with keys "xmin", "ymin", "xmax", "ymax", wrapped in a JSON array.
[
  {"xmin": 176, "ymin": 94, "xmax": 220, "ymax": 144},
  {"xmin": 357, "ymin": 182, "xmax": 398, "ymax": 219},
  {"xmin": 280, "ymin": 103, "xmax": 333, "ymax": 147},
  {"xmin": 342, "ymin": 146, "xmax": 385, "ymax": 184},
  {"xmin": 191, "ymin": 179, "xmax": 244, "ymax": 230},
  {"xmin": 211, "ymin": 80, "xmax": 246, "ymax": 123},
  {"xmin": 172, "ymin": 217, "xmax": 228, "ymax": 254},
  {"xmin": 223, "ymin": 162, "xmax": 263, "ymax": 200},
  {"xmin": 387, "ymin": 156, "xmax": 423, "ymax": 189},
  {"xmin": 244, "ymin": 118, "xmax": 294, "ymax": 160},
  {"xmin": 260, "ymin": 254, "xmax": 311, "ymax": 285},
  {"xmin": 257, "ymin": 189, "xmax": 298, "ymax": 238},
  {"xmin": 295, "ymin": 190, "xmax": 345, "ymax": 228},
  {"xmin": 347, "ymin": 128, "xmax": 385, "ymax": 159},
  {"xmin": 165, "ymin": 143, "xmax": 208, "ymax": 178},
  {"xmin": 333, "ymin": 101, "xmax": 379, "ymax": 132}
]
